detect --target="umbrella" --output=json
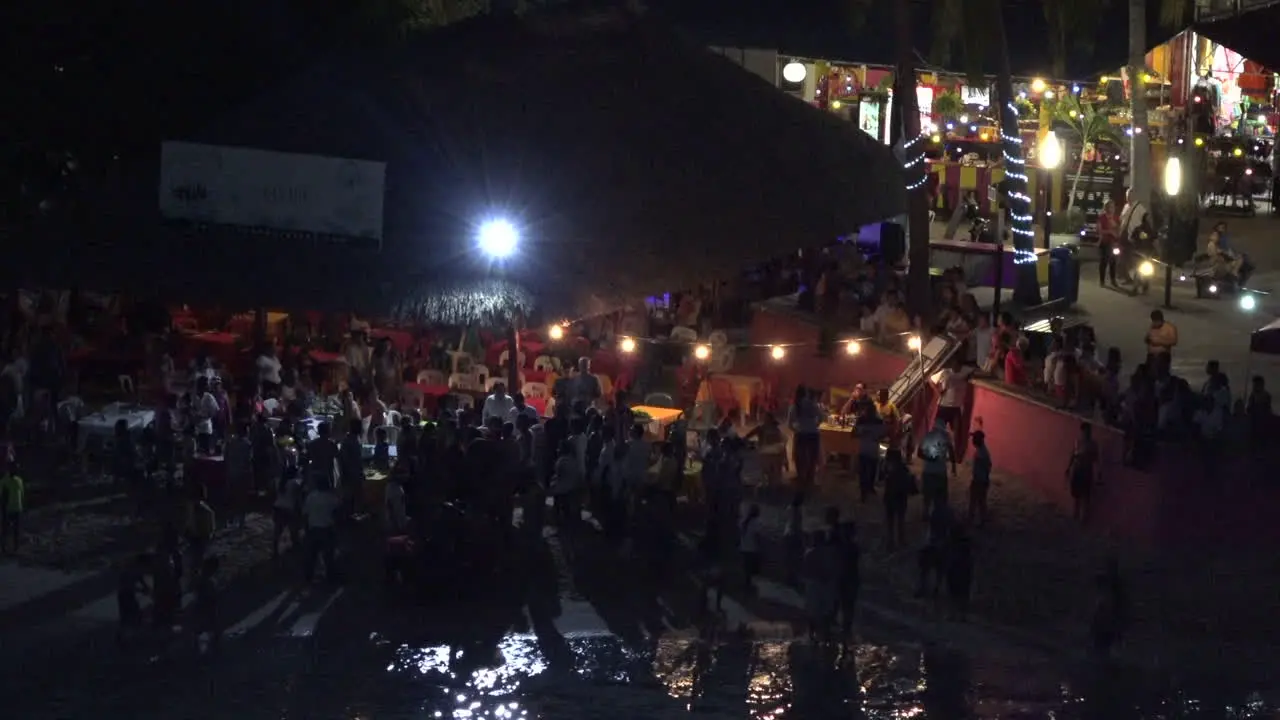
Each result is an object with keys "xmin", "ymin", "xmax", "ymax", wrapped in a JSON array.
[{"xmin": 21, "ymin": 6, "xmax": 905, "ymax": 324}]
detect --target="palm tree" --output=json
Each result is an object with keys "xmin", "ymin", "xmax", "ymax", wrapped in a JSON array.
[
  {"xmin": 1049, "ymin": 94, "xmax": 1123, "ymax": 213},
  {"xmin": 1128, "ymin": 0, "xmax": 1152, "ymax": 207},
  {"xmin": 934, "ymin": 0, "xmax": 1041, "ymax": 305}
]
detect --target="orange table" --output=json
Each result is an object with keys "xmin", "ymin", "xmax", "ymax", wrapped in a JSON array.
[{"xmin": 631, "ymin": 405, "xmax": 683, "ymax": 438}]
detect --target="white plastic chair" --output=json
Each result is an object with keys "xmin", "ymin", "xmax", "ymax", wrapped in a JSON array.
[
  {"xmin": 473, "ymin": 364, "xmax": 490, "ymax": 389},
  {"xmin": 708, "ymin": 330, "xmax": 729, "ymax": 347},
  {"xmin": 448, "ymin": 373, "xmax": 476, "ymax": 391},
  {"xmin": 533, "ymin": 355, "xmax": 557, "ymax": 372},
  {"xmin": 416, "ymin": 369, "xmax": 445, "ymax": 386},
  {"xmin": 498, "ymin": 349, "xmax": 527, "ymax": 369},
  {"xmin": 386, "ymin": 410, "xmax": 402, "ymax": 428},
  {"xmin": 670, "ymin": 326, "xmax": 697, "ymax": 343},
  {"xmin": 448, "ymin": 351, "xmax": 474, "ymax": 375},
  {"xmin": 485, "ymin": 376, "xmax": 507, "ymax": 393},
  {"xmin": 381, "ymin": 424, "xmax": 400, "ymax": 446},
  {"xmin": 452, "ymin": 394, "xmax": 475, "ymax": 410},
  {"xmin": 522, "ymin": 382, "xmax": 549, "ymax": 399},
  {"xmin": 361, "ymin": 415, "xmax": 373, "ymax": 441}
]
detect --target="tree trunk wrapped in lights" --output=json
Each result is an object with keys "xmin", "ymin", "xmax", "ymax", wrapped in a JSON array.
[{"xmin": 893, "ymin": 0, "xmax": 934, "ymax": 324}]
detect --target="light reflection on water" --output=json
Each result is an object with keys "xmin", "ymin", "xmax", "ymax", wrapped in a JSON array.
[{"xmin": 382, "ymin": 631, "xmax": 1277, "ymax": 719}]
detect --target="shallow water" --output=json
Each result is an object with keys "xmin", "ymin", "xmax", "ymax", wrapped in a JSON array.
[{"xmin": 373, "ymin": 631, "xmax": 1276, "ymax": 719}]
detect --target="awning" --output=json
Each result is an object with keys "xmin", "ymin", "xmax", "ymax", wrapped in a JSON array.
[{"xmin": 1194, "ymin": 5, "xmax": 1280, "ymax": 71}]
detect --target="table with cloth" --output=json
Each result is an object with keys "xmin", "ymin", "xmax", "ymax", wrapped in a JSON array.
[
  {"xmin": 631, "ymin": 405, "xmax": 683, "ymax": 439},
  {"xmin": 77, "ymin": 403, "xmax": 156, "ymax": 451},
  {"xmin": 818, "ymin": 421, "xmax": 859, "ymax": 458},
  {"xmin": 696, "ymin": 374, "xmax": 764, "ymax": 418}
]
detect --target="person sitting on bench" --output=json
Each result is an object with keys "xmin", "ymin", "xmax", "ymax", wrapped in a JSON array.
[{"xmin": 1206, "ymin": 223, "xmax": 1245, "ymax": 281}]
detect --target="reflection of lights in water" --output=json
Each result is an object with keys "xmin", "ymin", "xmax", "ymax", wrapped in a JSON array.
[
  {"xmin": 651, "ymin": 638, "xmax": 697, "ymax": 699},
  {"xmin": 392, "ymin": 640, "xmax": 541, "ymax": 719},
  {"xmin": 747, "ymin": 643, "xmax": 792, "ymax": 720}
]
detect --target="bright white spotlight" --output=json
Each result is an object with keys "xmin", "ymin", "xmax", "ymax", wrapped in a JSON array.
[
  {"xmin": 1139, "ymin": 261, "xmax": 1155, "ymax": 277},
  {"xmin": 1208, "ymin": 284, "xmax": 1219, "ymax": 294},
  {"xmin": 478, "ymin": 218, "xmax": 519, "ymax": 258},
  {"xmin": 1113, "ymin": 247, "xmax": 1122, "ymax": 256},
  {"xmin": 1240, "ymin": 293, "xmax": 1257, "ymax": 311},
  {"xmin": 845, "ymin": 340, "xmax": 862, "ymax": 355},
  {"xmin": 548, "ymin": 325, "xmax": 564, "ymax": 340},
  {"xmin": 782, "ymin": 62, "xmax": 807, "ymax": 83},
  {"xmin": 907, "ymin": 336, "xmax": 922, "ymax": 351},
  {"xmin": 619, "ymin": 337, "xmax": 636, "ymax": 353},
  {"xmin": 770, "ymin": 345, "xmax": 786, "ymax": 361},
  {"xmin": 694, "ymin": 344, "xmax": 711, "ymax": 361}
]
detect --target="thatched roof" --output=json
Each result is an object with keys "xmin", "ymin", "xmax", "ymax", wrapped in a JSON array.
[{"xmin": 24, "ymin": 6, "xmax": 903, "ymax": 321}]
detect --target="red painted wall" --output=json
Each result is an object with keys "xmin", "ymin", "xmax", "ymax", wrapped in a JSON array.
[{"xmin": 747, "ymin": 307, "xmax": 1280, "ymax": 549}]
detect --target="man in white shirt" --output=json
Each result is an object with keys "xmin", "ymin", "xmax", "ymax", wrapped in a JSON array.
[
  {"xmin": 256, "ymin": 347, "xmax": 283, "ymax": 395},
  {"xmin": 482, "ymin": 382, "xmax": 514, "ymax": 424},
  {"xmin": 302, "ymin": 480, "xmax": 341, "ymax": 582},
  {"xmin": 506, "ymin": 392, "xmax": 540, "ymax": 423},
  {"xmin": 195, "ymin": 378, "xmax": 221, "ymax": 455},
  {"xmin": 931, "ymin": 361, "xmax": 972, "ymax": 433}
]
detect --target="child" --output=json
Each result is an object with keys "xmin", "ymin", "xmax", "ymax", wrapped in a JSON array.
[
  {"xmin": 372, "ymin": 426, "xmax": 391, "ymax": 472},
  {"xmin": 739, "ymin": 504, "xmax": 762, "ymax": 592}
]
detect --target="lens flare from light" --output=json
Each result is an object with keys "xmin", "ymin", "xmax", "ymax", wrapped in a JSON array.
[
  {"xmin": 694, "ymin": 345, "xmax": 711, "ymax": 361},
  {"xmin": 1240, "ymin": 293, "xmax": 1257, "ymax": 311},
  {"xmin": 1209, "ymin": 284, "xmax": 1219, "ymax": 294},
  {"xmin": 770, "ymin": 345, "xmax": 785, "ymax": 361},
  {"xmin": 907, "ymin": 336, "xmax": 922, "ymax": 351},
  {"xmin": 548, "ymin": 325, "xmax": 564, "ymax": 340},
  {"xmin": 1113, "ymin": 247, "xmax": 1122, "ymax": 256},
  {"xmin": 619, "ymin": 337, "xmax": 637, "ymax": 353},
  {"xmin": 477, "ymin": 218, "xmax": 519, "ymax": 258},
  {"xmin": 845, "ymin": 340, "xmax": 862, "ymax": 355},
  {"xmin": 1139, "ymin": 261, "xmax": 1155, "ymax": 277}
]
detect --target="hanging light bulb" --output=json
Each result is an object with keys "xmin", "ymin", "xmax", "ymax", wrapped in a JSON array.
[
  {"xmin": 694, "ymin": 344, "xmax": 711, "ymax": 361},
  {"xmin": 619, "ymin": 337, "xmax": 637, "ymax": 353},
  {"xmin": 548, "ymin": 325, "xmax": 565, "ymax": 340},
  {"xmin": 770, "ymin": 345, "xmax": 786, "ymax": 361},
  {"xmin": 907, "ymin": 336, "xmax": 922, "ymax": 351},
  {"xmin": 845, "ymin": 340, "xmax": 862, "ymax": 355}
]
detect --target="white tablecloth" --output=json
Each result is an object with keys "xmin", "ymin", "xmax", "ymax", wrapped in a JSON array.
[{"xmin": 78, "ymin": 403, "xmax": 156, "ymax": 451}]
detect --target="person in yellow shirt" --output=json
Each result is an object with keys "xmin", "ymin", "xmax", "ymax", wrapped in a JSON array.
[
  {"xmin": 874, "ymin": 388, "xmax": 903, "ymax": 449},
  {"xmin": 0, "ymin": 462, "xmax": 24, "ymax": 553},
  {"xmin": 1144, "ymin": 310, "xmax": 1178, "ymax": 376}
]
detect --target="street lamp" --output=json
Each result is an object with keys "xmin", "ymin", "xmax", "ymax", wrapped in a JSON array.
[
  {"xmin": 1162, "ymin": 157, "xmax": 1182, "ymax": 308},
  {"xmin": 1038, "ymin": 131, "xmax": 1063, "ymax": 249},
  {"xmin": 477, "ymin": 218, "xmax": 519, "ymax": 259}
]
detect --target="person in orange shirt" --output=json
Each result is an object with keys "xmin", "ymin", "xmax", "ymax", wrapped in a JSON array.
[{"xmin": 1144, "ymin": 310, "xmax": 1178, "ymax": 376}]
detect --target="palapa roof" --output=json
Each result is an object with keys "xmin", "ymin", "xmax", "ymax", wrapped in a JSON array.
[{"xmin": 26, "ymin": 6, "xmax": 904, "ymax": 322}]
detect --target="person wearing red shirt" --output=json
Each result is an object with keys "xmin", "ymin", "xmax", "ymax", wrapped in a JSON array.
[
  {"xmin": 1003, "ymin": 338, "xmax": 1029, "ymax": 387},
  {"xmin": 1097, "ymin": 200, "xmax": 1120, "ymax": 287}
]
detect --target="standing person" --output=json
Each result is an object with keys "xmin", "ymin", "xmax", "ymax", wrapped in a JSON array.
[
  {"xmin": 880, "ymin": 449, "xmax": 914, "ymax": 551},
  {"xmin": 184, "ymin": 485, "xmax": 216, "ymax": 572},
  {"xmin": 116, "ymin": 553, "xmax": 150, "ymax": 646},
  {"xmin": 967, "ymin": 430, "xmax": 993, "ymax": 526},
  {"xmin": 302, "ymin": 477, "xmax": 341, "ymax": 583},
  {"xmin": 1116, "ymin": 187, "xmax": 1148, "ymax": 284},
  {"xmin": 836, "ymin": 522, "xmax": 861, "ymax": 647},
  {"xmin": 1097, "ymin": 199, "xmax": 1121, "ymax": 287},
  {"xmin": 932, "ymin": 359, "xmax": 972, "ymax": 435},
  {"xmin": 256, "ymin": 345, "xmax": 282, "ymax": 397},
  {"xmin": 0, "ymin": 459, "xmax": 24, "ymax": 553},
  {"xmin": 1246, "ymin": 375, "xmax": 1273, "ymax": 453},
  {"xmin": 802, "ymin": 531, "xmax": 839, "ymax": 644},
  {"xmin": 916, "ymin": 419, "xmax": 956, "ymax": 521},
  {"xmin": 568, "ymin": 358, "xmax": 602, "ymax": 411},
  {"xmin": 193, "ymin": 377, "xmax": 219, "ymax": 455},
  {"xmin": 306, "ymin": 422, "xmax": 339, "ymax": 492},
  {"xmin": 338, "ymin": 419, "xmax": 365, "ymax": 517},
  {"xmin": 1066, "ymin": 422, "xmax": 1100, "ymax": 522},
  {"xmin": 272, "ymin": 467, "xmax": 301, "ymax": 560},
  {"xmin": 1195, "ymin": 371, "xmax": 1231, "ymax": 478},
  {"xmin": 1144, "ymin": 310, "xmax": 1178, "ymax": 377},
  {"xmin": 787, "ymin": 386, "xmax": 823, "ymax": 490},
  {"xmin": 739, "ymin": 503, "xmax": 763, "ymax": 592},
  {"xmin": 782, "ymin": 492, "xmax": 805, "ymax": 586},
  {"xmin": 854, "ymin": 403, "xmax": 884, "ymax": 503},
  {"xmin": 224, "ymin": 422, "xmax": 253, "ymax": 528}
]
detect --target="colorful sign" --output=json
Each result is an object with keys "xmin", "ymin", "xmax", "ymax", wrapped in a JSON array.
[
  {"xmin": 159, "ymin": 141, "xmax": 387, "ymax": 244},
  {"xmin": 858, "ymin": 99, "xmax": 881, "ymax": 139}
]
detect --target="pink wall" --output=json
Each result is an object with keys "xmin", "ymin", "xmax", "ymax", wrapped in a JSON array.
[{"xmin": 748, "ymin": 307, "xmax": 1280, "ymax": 550}]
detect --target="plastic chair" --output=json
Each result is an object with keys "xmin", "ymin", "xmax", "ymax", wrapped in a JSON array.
[
  {"xmin": 448, "ymin": 351, "xmax": 474, "ymax": 375},
  {"xmin": 498, "ymin": 349, "xmax": 527, "ymax": 369},
  {"xmin": 522, "ymin": 382, "xmax": 549, "ymax": 399},
  {"xmin": 381, "ymin": 424, "xmax": 400, "ymax": 446},
  {"xmin": 452, "ymin": 393, "xmax": 475, "ymax": 410},
  {"xmin": 416, "ymin": 369, "xmax": 445, "ymax": 386},
  {"xmin": 643, "ymin": 392, "xmax": 675, "ymax": 408},
  {"xmin": 448, "ymin": 373, "xmax": 476, "ymax": 391},
  {"xmin": 473, "ymin": 364, "xmax": 490, "ymax": 390},
  {"xmin": 708, "ymin": 330, "xmax": 729, "ymax": 347},
  {"xmin": 386, "ymin": 410, "xmax": 402, "ymax": 428},
  {"xmin": 533, "ymin": 355, "xmax": 557, "ymax": 372},
  {"xmin": 485, "ymin": 376, "xmax": 506, "ymax": 393}
]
